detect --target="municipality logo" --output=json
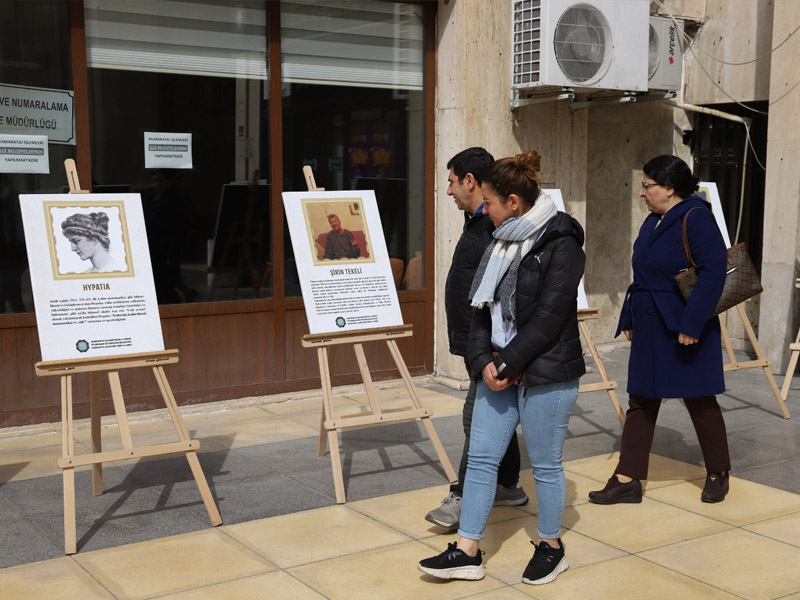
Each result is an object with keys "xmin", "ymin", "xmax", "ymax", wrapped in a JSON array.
[
  {"xmin": 335, "ymin": 317, "xmax": 346, "ymax": 328},
  {"xmin": 76, "ymin": 340, "xmax": 90, "ymax": 353}
]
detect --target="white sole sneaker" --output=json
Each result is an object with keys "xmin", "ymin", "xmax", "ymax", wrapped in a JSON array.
[
  {"xmin": 418, "ymin": 563, "xmax": 486, "ymax": 580},
  {"xmin": 521, "ymin": 556, "xmax": 569, "ymax": 585}
]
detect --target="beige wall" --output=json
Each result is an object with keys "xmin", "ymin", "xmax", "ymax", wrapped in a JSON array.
[
  {"xmin": 758, "ymin": 0, "xmax": 800, "ymax": 370},
  {"xmin": 434, "ymin": 0, "xmax": 800, "ymax": 380}
]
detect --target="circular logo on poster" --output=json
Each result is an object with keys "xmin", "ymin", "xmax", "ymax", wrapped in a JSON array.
[
  {"xmin": 335, "ymin": 317, "xmax": 346, "ymax": 328},
  {"xmin": 76, "ymin": 340, "xmax": 90, "ymax": 353}
]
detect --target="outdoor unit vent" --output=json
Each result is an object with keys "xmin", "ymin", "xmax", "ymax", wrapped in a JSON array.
[
  {"xmin": 512, "ymin": 0, "xmax": 649, "ymax": 92},
  {"xmin": 648, "ymin": 16, "xmax": 684, "ymax": 91}
]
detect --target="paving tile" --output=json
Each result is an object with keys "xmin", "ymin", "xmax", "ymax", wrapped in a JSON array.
[
  {"xmin": 743, "ymin": 511, "xmax": 800, "ymax": 548},
  {"xmin": 0, "ymin": 445, "xmax": 79, "ymax": 483},
  {"xmin": 640, "ymin": 529, "xmax": 800, "ymax": 600},
  {"xmin": 564, "ymin": 452, "xmax": 707, "ymax": 487},
  {"xmin": 225, "ymin": 504, "xmax": 413, "ymax": 568},
  {"xmin": 0, "ymin": 557, "xmax": 115, "ymax": 599},
  {"xmin": 190, "ymin": 414, "xmax": 320, "ymax": 450},
  {"xmin": 156, "ymin": 571, "xmax": 326, "ymax": 600},
  {"xmin": 564, "ymin": 499, "xmax": 733, "ymax": 553},
  {"xmin": 288, "ymin": 540, "xmax": 506, "ymax": 600},
  {"xmin": 477, "ymin": 519, "xmax": 627, "ymax": 585},
  {"xmin": 352, "ymin": 485, "xmax": 526, "ymax": 540},
  {"xmin": 508, "ymin": 554, "xmax": 741, "ymax": 599},
  {"xmin": 75, "ymin": 529, "xmax": 276, "ymax": 599},
  {"xmin": 646, "ymin": 477, "xmax": 800, "ymax": 525}
]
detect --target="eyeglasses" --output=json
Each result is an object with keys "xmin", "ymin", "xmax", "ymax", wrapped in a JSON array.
[{"xmin": 640, "ymin": 182, "xmax": 659, "ymax": 191}]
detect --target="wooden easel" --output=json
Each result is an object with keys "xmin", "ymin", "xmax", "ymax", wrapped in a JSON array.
[
  {"xmin": 301, "ymin": 167, "xmax": 456, "ymax": 503},
  {"xmin": 577, "ymin": 308, "xmax": 625, "ymax": 425},
  {"xmin": 720, "ymin": 303, "xmax": 791, "ymax": 419},
  {"xmin": 37, "ymin": 160, "xmax": 222, "ymax": 554},
  {"xmin": 207, "ymin": 170, "xmax": 266, "ymax": 300},
  {"xmin": 779, "ymin": 279, "xmax": 800, "ymax": 409}
]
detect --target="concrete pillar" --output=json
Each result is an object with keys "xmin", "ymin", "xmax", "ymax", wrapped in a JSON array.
[{"xmin": 758, "ymin": 0, "xmax": 800, "ymax": 372}]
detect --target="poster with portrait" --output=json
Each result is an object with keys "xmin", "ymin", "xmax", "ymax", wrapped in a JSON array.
[
  {"xmin": 19, "ymin": 193, "xmax": 164, "ymax": 361},
  {"xmin": 542, "ymin": 189, "xmax": 589, "ymax": 310},
  {"xmin": 282, "ymin": 190, "xmax": 403, "ymax": 334},
  {"xmin": 697, "ymin": 181, "xmax": 732, "ymax": 247}
]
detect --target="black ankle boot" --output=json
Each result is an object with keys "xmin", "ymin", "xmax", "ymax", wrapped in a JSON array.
[
  {"xmin": 701, "ymin": 471, "xmax": 729, "ymax": 503},
  {"xmin": 588, "ymin": 474, "xmax": 642, "ymax": 504}
]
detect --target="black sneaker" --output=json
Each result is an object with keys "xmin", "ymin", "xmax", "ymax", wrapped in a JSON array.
[
  {"xmin": 588, "ymin": 475, "xmax": 642, "ymax": 504},
  {"xmin": 521, "ymin": 539, "xmax": 569, "ymax": 585},
  {"xmin": 418, "ymin": 542, "xmax": 485, "ymax": 580}
]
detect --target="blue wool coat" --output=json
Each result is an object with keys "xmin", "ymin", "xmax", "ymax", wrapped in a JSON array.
[{"xmin": 617, "ymin": 195, "xmax": 727, "ymax": 399}]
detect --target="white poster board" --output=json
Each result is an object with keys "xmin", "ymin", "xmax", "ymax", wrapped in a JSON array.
[
  {"xmin": 282, "ymin": 190, "xmax": 403, "ymax": 334},
  {"xmin": 19, "ymin": 193, "xmax": 164, "ymax": 361},
  {"xmin": 0, "ymin": 134, "xmax": 49, "ymax": 174},
  {"xmin": 144, "ymin": 132, "xmax": 192, "ymax": 169},
  {"xmin": 697, "ymin": 181, "xmax": 732, "ymax": 248},
  {"xmin": 541, "ymin": 189, "xmax": 589, "ymax": 310}
]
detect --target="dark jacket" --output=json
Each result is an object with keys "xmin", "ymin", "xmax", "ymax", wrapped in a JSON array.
[
  {"xmin": 617, "ymin": 195, "xmax": 727, "ymax": 398},
  {"xmin": 468, "ymin": 211, "xmax": 587, "ymax": 388},
  {"xmin": 445, "ymin": 210, "xmax": 494, "ymax": 357}
]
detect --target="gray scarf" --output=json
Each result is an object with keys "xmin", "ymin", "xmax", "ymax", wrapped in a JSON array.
[{"xmin": 470, "ymin": 195, "xmax": 557, "ymax": 321}]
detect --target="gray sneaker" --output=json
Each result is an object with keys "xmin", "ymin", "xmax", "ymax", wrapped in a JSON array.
[
  {"xmin": 494, "ymin": 482, "xmax": 529, "ymax": 506},
  {"xmin": 425, "ymin": 492, "xmax": 462, "ymax": 529}
]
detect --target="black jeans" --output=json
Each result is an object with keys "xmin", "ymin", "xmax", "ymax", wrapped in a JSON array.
[
  {"xmin": 616, "ymin": 394, "xmax": 731, "ymax": 480},
  {"xmin": 451, "ymin": 374, "xmax": 522, "ymax": 496}
]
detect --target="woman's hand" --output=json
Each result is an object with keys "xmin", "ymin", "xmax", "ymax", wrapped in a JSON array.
[
  {"xmin": 678, "ymin": 333, "xmax": 698, "ymax": 345},
  {"xmin": 482, "ymin": 362, "xmax": 511, "ymax": 391},
  {"xmin": 623, "ymin": 329, "xmax": 632, "ymax": 342}
]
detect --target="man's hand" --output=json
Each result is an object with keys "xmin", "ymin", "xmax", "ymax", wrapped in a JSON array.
[
  {"xmin": 623, "ymin": 329, "xmax": 632, "ymax": 341},
  {"xmin": 678, "ymin": 333, "xmax": 698, "ymax": 345}
]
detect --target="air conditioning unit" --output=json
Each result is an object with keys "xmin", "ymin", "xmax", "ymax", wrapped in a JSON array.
[
  {"xmin": 512, "ymin": 0, "xmax": 649, "ymax": 92},
  {"xmin": 648, "ymin": 16, "xmax": 684, "ymax": 91}
]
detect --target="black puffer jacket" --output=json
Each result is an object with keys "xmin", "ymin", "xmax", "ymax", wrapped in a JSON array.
[
  {"xmin": 468, "ymin": 211, "xmax": 586, "ymax": 387},
  {"xmin": 445, "ymin": 211, "xmax": 494, "ymax": 357}
]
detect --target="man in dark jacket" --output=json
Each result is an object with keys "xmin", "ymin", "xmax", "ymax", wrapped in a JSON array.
[{"xmin": 425, "ymin": 147, "xmax": 528, "ymax": 529}]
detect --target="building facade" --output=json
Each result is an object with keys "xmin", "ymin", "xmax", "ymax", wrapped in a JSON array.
[{"xmin": 1, "ymin": 0, "xmax": 798, "ymax": 427}]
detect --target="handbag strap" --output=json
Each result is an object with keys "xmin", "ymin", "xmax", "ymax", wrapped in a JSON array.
[
  {"xmin": 680, "ymin": 205, "xmax": 732, "ymax": 268},
  {"xmin": 680, "ymin": 206, "xmax": 703, "ymax": 268}
]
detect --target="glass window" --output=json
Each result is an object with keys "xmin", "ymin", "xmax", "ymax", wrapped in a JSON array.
[
  {"xmin": 281, "ymin": 0, "xmax": 426, "ymax": 294},
  {"xmin": 0, "ymin": 0, "xmax": 74, "ymax": 314},
  {"xmin": 85, "ymin": 0, "xmax": 271, "ymax": 304}
]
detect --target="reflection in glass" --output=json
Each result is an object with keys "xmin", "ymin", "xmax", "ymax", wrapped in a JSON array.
[
  {"xmin": 85, "ymin": 0, "xmax": 271, "ymax": 304},
  {"xmin": 281, "ymin": 0, "xmax": 426, "ymax": 294},
  {"xmin": 0, "ymin": 0, "xmax": 74, "ymax": 313}
]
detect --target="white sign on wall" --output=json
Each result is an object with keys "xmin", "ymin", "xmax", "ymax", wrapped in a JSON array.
[
  {"xmin": 541, "ymin": 189, "xmax": 589, "ymax": 310},
  {"xmin": 282, "ymin": 190, "xmax": 403, "ymax": 334},
  {"xmin": 0, "ymin": 83, "xmax": 75, "ymax": 145},
  {"xmin": 0, "ymin": 134, "xmax": 49, "ymax": 174},
  {"xmin": 697, "ymin": 181, "xmax": 732, "ymax": 248},
  {"xmin": 19, "ymin": 193, "xmax": 164, "ymax": 362},
  {"xmin": 144, "ymin": 132, "xmax": 193, "ymax": 169}
]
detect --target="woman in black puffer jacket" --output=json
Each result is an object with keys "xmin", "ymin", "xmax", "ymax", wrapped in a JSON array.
[{"xmin": 419, "ymin": 151, "xmax": 585, "ymax": 586}]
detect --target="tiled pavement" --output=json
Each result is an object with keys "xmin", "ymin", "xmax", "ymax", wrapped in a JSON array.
[{"xmin": 1, "ymin": 346, "xmax": 800, "ymax": 599}]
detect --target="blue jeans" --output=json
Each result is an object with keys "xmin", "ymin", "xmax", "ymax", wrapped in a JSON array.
[{"xmin": 458, "ymin": 378, "xmax": 579, "ymax": 541}]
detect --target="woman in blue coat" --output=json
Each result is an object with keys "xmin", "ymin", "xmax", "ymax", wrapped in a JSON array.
[{"xmin": 589, "ymin": 155, "xmax": 732, "ymax": 505}]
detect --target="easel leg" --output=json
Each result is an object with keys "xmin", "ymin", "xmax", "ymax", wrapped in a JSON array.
[
  {"xmin": 152, "ymin": 366, "xmax": 222, "ymax": 526},
  {"xmin": 385, "ymin": 339, "xmax": 457, "ymax": 482},
  {"xmin": 61, "ymin": 375, "xmax": 77, "ymax": 555},
  {"xmin": 577, "ymin": 320, "xmax": 625, "ymax": 425},
  {"xmin": 317, "ymin": 347, "xmax": 346, "ymax": 503},
  {"xmin": 90, "ymin": 371, "xmax": 103, "ymax": 496},
  {"xmin": 780, "ymin": 328, "xmax": 800, "ymax": 401},
  {"xmin": 735, "ymin": 304, "xmax": 791, "ymax": 419},
  {"xmin": 352, "ymin": 343, "xmax": 381, "ymax": 415}
]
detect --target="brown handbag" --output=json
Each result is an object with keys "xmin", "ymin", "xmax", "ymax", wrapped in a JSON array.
[{"xmin": 673, "ymin": 207, "xmax": 763, "ymax": 316}]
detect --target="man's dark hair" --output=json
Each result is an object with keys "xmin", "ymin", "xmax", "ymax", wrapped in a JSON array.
[{"xmin": 447, "ymin": 147, "xmax": 495, "ymax": 185}]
